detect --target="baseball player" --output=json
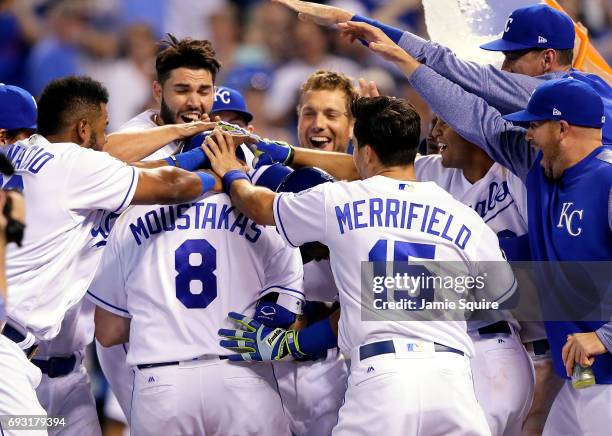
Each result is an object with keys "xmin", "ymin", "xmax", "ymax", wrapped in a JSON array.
[
  {"xmin": 94, "ymin": 35, "xmax": 224, "ymax": 423},
  {"xmin": 253, "ymin": 101, "xmax": 535, "ymax": 435},
  {"xmin": 416, "ymin": 118, "xmax": 534, "ymax": 435},
  {"xmin": 355, "ymin": 27, "xmax": 612, "ymax": 434},
  {"xmin": 211, "ymin": 86, "xmax": 255, "ymax": 132},
  {"xmin": 206, "ymin": 97, "xmax": 518, "ymax": 435},
  {"xmin": 0, "ymin": 76, "xmax": 217, "ymax": 436},
  {"xmin": 213, "ymin": 81, "xmax": 349, "ymax": 436},
  {"xmin": 88, "ymin": 127, "xmax": 303, "ymax": 435}
]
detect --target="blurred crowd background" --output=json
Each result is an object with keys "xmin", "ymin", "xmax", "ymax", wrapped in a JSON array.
[
  {"xmin": 1, "ymin": 0, "xmax": 611, "ymax": 431},
  {"xmin": 2, "ymin": 0, "xmax": 611, "ymax": 145}
]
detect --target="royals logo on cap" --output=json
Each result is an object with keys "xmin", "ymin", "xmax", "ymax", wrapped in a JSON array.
[{"xmin": 481, "ymin": 4, "xmax": 575, "ymax": 52}]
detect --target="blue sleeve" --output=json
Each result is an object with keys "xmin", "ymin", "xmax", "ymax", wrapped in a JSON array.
[
  {"xmin": 596, "ymin": 323, "xmax": 612, "ymax": 354},
  {"xmin": 351, "ymin": 14, "xmax": 556, "ymax": 115},
  {"xmin": 352, "ymin": 14, "xmax": 404, "ymax": 44},
  {"xmin": 408, "ymin": 65, "xmax": 537, "ymax": 182}
]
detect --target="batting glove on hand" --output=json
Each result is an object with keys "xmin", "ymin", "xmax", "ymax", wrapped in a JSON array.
[
  {"xmin": 254, "ymin": 139, "xmax": 295, "ymax": 165},
  {"xmin": 219, "ymin": 312, "xmax": 307, "ymax": 362}
]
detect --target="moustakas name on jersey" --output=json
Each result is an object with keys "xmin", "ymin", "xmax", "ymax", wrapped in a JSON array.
[
  {"xmin": 88, "ymin": 193, "xmax": 304, "ymax": 365},
  {"xmin": 273, "ymin": 176, "xmax": 516, "ymax": 356},
  {"xmin": 4, "ymin": 134, "xmax": 138, "ymax": 340}
]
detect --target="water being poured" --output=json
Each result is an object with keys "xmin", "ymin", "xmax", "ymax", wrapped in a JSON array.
[{"xmin": 422, "ymin": 0, "xmax": 541, "ymax": 66}]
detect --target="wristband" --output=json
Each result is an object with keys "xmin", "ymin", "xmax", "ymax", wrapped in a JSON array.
[
  {"xmin": 164, "ymin": 147, "xmax": 209, "ymax": 171},
  {"xmin": 290, "ymin": 317, "xmax": 338, "ymax": 358},
  {"xmin": 222, "ymin": 170, "xmax": 250, "ymax": 196},
  {"xmin": 196, "ymin": 171, "xmax": 216, "ymax": 194},
  {"xmin": 352, "ymin": 15, "xmax": 405, "ymax": 44},
  {"xmin": 285, "ymin": 144, "xmax": 295, "ymax": 165}
]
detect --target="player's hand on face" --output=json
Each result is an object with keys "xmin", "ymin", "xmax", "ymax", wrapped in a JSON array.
[
  {"xmin": 272, "ymin": 0, "xmax": 352, "ymax": 26},
  {"xmin": 561, "ymin": 332, "xmax": 607, "ymax": 376},
  {"xmin": 358, "ymin": 78, "xmax": 380, "ymax": 97},
  {"xmin": 202, "ymin": 129, "xmax": 245, "ymax": 177}
]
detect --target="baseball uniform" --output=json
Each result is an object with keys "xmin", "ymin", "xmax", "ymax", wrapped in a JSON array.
[
  {"xmin": 274, "ymin": 259, "xmax": 348, "ymax": 436},
  {"xmin": 0, "ymin": 133, "xmax": 138, "ymax": 434},
  {"xmin": 88, "ymin": 192, "xmax": 303, "ymax": 436},
  {"xmin": 273, "ymin": 175, "xmax": 517, "ymax": 435},
  {"xmin": 406, "ymin": 64, "xmax": 612, "ymax": 436},
  {"xmin": 416, "ymin": 155, "xmax": 535, "ymax": 436}
]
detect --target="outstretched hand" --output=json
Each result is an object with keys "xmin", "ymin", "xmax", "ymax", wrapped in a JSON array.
[
  {"xmin": 272, "ymin": 0, "xmax": 352, "ymax": 26},
  {"xmin": 202, "ymin": 129, "xmax": 247, "ymax": 178}
]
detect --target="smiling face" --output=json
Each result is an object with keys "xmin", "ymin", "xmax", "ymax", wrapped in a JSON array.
[
  {"xmin": 431, "ymin": 118, "xmax": 476, "ymax": 170},
  {"xmin": 154, "ymin": 67, "xmax": 214, "ymax": 125},
  {"xmin": 525, "ymin": 120, "xmax": 564, "ymax": 178},
  {"xmin": 297, "ymin": 89, "xmax": 353, "ymax": 153}
]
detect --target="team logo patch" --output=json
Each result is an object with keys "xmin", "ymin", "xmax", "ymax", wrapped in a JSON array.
[
  {"xmin": 367, "ymin": 366, "xmax": 375, "ymax": 373},
  {"xmin": 148, "ymin": 376, "xmax": 156, "ymax": 383}
]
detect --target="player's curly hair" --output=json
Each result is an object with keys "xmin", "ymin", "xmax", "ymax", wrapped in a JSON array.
[
  {"xmin": 351, "ymin": 96, "xmax": 421, "ymax": 166},
  {"xmin": 37, "ymin": 76, "xmax": 109, "ymax": 137},
  {"xmin": 298, "ymin": 70, "xmax": 357, "ymax": 114},
  {"xmin": 156, "ymin": 34, "xmax": 221, "ymax": 84}
]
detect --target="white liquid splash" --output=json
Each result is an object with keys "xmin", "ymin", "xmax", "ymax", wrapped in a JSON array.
[{"xmin": 422, "ymin": 0, "xmax": 542, "ymax": 66}]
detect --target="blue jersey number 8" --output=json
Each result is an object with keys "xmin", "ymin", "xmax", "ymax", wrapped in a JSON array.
[{"xmin": 175, "ymin": 239, "xmax": 218, "ymax": 309}]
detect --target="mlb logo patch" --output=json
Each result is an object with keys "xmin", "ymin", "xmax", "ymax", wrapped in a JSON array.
[
  {"xmin": 538, "ymin": 36, "xmax": 548, "ymax": 44},
  {"xmin": 406, "ymin": 343, "xmax": 423, "ymax": 352},
  {"xmin": 553, "ymin": 108, "xmax": 562, "ymax": 116},
  {"xmin": 399, "ymin": 183, "xmax": 414, "ymax": 191}
]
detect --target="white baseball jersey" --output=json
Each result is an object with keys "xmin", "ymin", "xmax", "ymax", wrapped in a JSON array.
[
  {"xmin": 3, "ymin": 134, "xmax": 138, "ymax": 340},
  {"xmin": 273, "ymin": 176, "xmax": 516, "ymax": 356},
  {"xmin": 415, "ymin": 155, "xmax": 527, "ymax": 332},
  {"xmin": 415, "ymin": 155, "xmax": 528, "ymax": 237},
  {"xmin": 88, "ymin": 193, "xmax": 304, "ymax": 366},
  {"xmin": 118, "ymin": 109, "xmax": 180, "ymax": 161}
]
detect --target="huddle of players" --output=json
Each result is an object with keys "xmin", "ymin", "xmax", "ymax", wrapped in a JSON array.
[{"xmin": 1, "ymin": 1, "xmax": 610, "ymax": 436}]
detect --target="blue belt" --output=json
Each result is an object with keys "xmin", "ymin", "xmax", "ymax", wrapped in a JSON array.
[
  {"xmin": 359, "ymin": 340, "xmax": 464, "ymax": 361},
  {"xmin": 137, "ymin": 356, "xmax": 228, "ymax": 370},
  {"xmin": 477, "ymin": 321, "xmax": 512, "ymax": 336},
  {"xmin": 1, "ymin": 323, "xmax": 38, "ymax": 359},
  {"xmin": 32, "ymin": 355, "xmax": 77, "ymax": 378},
  {"xmin": 531, "ymin": 339, "xmax": 550, "ymax": 356}
]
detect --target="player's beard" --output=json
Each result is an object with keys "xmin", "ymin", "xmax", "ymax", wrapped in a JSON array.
[{"xmin": 159, "ymin": 98, "xmax": 178, "ymax": 126}]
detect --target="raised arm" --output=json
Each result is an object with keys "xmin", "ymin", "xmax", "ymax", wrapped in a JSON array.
[
  {"xmin": 340, "ymin": 21, "xmax": 537, "ymax": 181},
  {"xmin": 272, "ymin": 0, "xmax": 545, "ymax": 114}
]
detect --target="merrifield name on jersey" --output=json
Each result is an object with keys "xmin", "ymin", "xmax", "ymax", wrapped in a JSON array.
[{"xmin": 334, "ymin": 198, "xmax": 473, "ymax": 249}]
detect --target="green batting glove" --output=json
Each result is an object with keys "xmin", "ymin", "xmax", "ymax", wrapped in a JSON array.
[{"xmin": 218, "ymin": 312, "xmax": 307, "ymax": 362}]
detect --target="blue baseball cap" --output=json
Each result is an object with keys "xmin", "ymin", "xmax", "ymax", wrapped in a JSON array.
[
  {"xmin": 563, "ymin": 71, "xmax": 612, "ymax": 144},
  {"xmin": 480, "ymin": 5, "xmax": 575, "ymax": 52},
  {"xmin": 504, "ymin": 78, "xmax": 605, "ymax": 129},
  {"xmin": 0, "ymin": 84, "xmax": 37, "ymax": 130},
  {"xmin": 212, "ymin": 86, "xmax": 253, "ymax": 123}
]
